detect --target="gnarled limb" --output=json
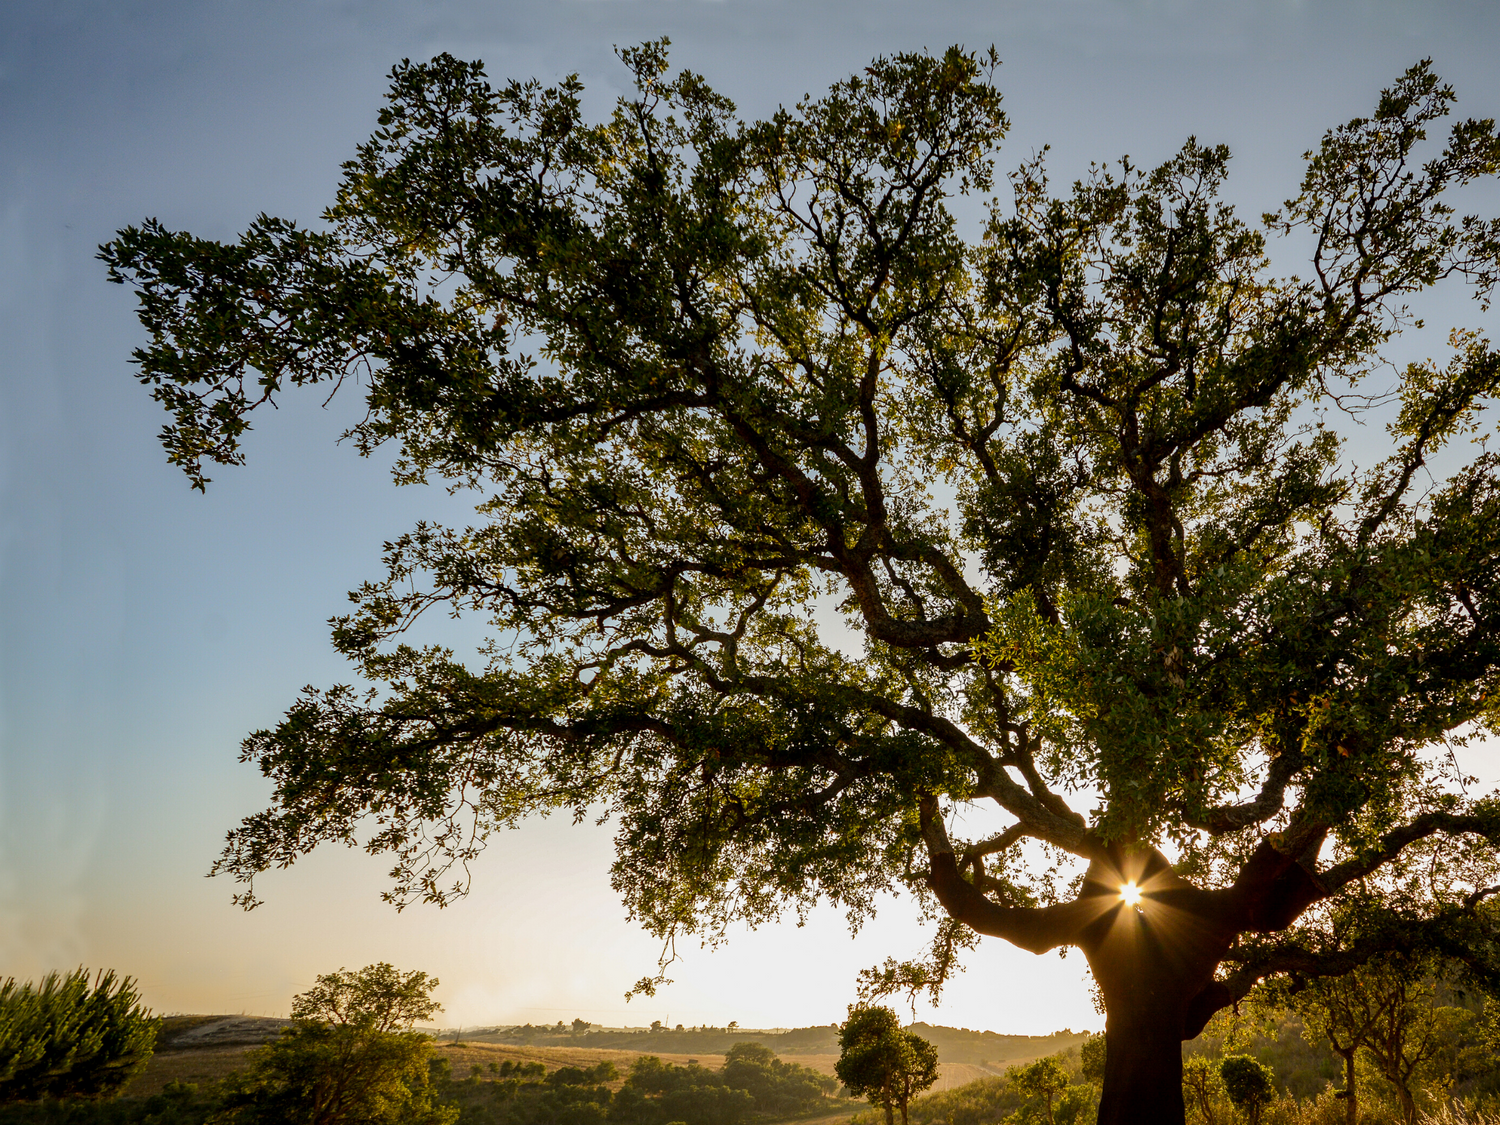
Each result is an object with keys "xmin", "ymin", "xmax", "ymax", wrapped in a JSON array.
[
  {"xmin": 1218, "ymin": 825, "xmax": 1331, "ymax": 934},
  {"xmin": 1217, "ymin": 888, "xmax": 1500, "ymax": 1007},
  {"xmin": 962, "ymin": 824, "xmax": 1028, "ymax": 865},
  {"xmin": 919, "ymin": 795, "xmax": 1096, "ymax": 953}
]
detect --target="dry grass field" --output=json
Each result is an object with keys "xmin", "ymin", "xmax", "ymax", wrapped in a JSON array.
[
  {"xmin": 123, "ymin": 1046, "xmax": 261, "ymax": 1095},
  {"xmin": 431, "ymin": 1042, "xmax": 729, "ymax": 1084},
  {"xmin": 929, "ymin": 1060, "xmax": 1032, "ymax": 1091},
  {"xmin": 757, "ymin": 1055, "xmax": 1011, "ymax": 1094}
]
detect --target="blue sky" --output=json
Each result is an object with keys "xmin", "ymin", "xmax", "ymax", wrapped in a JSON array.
[{"xmin": 2, "ymin": 0, "xmax": 1499, "ymax": 1032}]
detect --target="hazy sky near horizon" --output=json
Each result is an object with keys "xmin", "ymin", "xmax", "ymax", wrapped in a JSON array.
[{"xmin": 3, "ymin": 0, "xmax": 1500, "ymax": 1035}]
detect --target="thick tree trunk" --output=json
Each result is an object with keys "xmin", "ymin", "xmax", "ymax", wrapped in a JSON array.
[
  {"xmin": 1095, "ymin": 985, "xmax": 1189, "ymax": 1123},
  {"xmin": 932, "ymin": 833, "xmax": 1319, "ymax": 1122},
  {"xmin": 1078, "ymin": 849, "xmax": 1240, "ymax": 1125}
]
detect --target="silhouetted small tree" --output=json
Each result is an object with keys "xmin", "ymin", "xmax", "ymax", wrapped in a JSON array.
[
  {"xmin": 1220, "ymin": 1056, "xmax": 1273, "ymax": 1125},
  {"xmin": 836, "ymin": 1008, "xmax": 939, "ymax": 1125},
  {"xmin": 1181, "ymin": 1056, "xmax": 1227, "ymax": 1125},
  {"xmin": 291, "ymin": 963, "xmax": 440, "ymax": 1033}
]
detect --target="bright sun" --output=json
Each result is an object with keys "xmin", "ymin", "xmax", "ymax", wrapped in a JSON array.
[{"xmin": 1119, "ymin": 881, "xmax": 1143, "ymax": 907}]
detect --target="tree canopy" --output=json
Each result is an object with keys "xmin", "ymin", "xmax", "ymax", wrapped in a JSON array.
[
  {"xmin": 101, "ymin": 41, "xmax": 1500, "ymax": 1123},
  {"xmin": 291, "ymin": 964, "xmax": 442, "ymax": 1034}
]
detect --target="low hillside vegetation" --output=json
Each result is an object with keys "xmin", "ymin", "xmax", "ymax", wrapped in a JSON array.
[{"xmin": 0, "ymin": 1037, "xmax": 846, "ymax": 1125}]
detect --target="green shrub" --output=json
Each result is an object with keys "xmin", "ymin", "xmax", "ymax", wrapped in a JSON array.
[
  {"xmin": 219, "ymin": 1020, "xmax": 456, "ymax": 1125},
  {"xmin": 548, "ymin": 1063, "xmax": 619, "ymax": 1087},
  {"xmin": 836, "ymin": 1008, "xmax": 939, "ymax": 1125},
  {"xmin": 0, "ymin": 1078, "xmax": 221, "ymax": 1123},
  {"xmin": 1221, "ymin": 1056, "xmax": 1275, "ymax": 1125},
  {"xmin": 1009, "ymin": 1058, "xmax": 1070, "ymax": 1125}
]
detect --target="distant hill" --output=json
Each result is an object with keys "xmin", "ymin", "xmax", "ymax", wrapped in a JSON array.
[
  {"xmin": 158, "ymin": 1015, "xmax": 291, "ymax": 1050},
  {"xmin": 455, "ymin": 1021, "xmax": 1090, "ymax": 1067},
  {"xmin": 905, "ymin": 1023, "xmax": 1090, "ymax": 1065}
]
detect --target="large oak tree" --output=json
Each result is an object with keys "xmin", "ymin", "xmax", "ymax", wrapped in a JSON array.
[{"xmin": 101, "ymin": 44, "xmax": 1500, "ymax": 1123}]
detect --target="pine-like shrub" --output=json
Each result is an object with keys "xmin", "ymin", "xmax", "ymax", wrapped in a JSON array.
[{"xmin": 0, "ymin": 969, "xmax": 158, "ymax": 1102}]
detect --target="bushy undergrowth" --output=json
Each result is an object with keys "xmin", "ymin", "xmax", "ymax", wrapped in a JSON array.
[
  {"xmin": 439, "ymin": 1043, "xmax": 839, "ymax": 1125},
  {"xmin": 0, "ymin": 1080, "xmax": 214, "ymax": 1124},
  {"xmin": 881, "ymin": 1074, "xmax": 1098, "ymax": 1125},
  {"xmin": 851, "ymin": 1045, "xmax": 1097, "ymax": 1125},
  {"xmin": 0, "ymin": 1041, "xmax": 842, "ymax": 1125},
  {"xmin": 853, "ymin": 1003, "xmax": 1500, "ymax": 1125},
  {"xmin": 21, "ymin": 999, "xmax": 1500, "ymax": 1125},
  {"xmin": 1179, "ymin": 1002, "xmax": 1500, "ymax": 1125}
]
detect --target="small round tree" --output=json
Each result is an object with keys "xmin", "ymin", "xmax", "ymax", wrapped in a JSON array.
[
  {"xmin": 835, "ymin": 1008, "xmax": 939, "ymax": 1125},
  {"xmin": 1011, "ymin": 1056, "xmax": 1070, "ymax": 1125},
  {"xmin": 1219, "ymin": 1056, "xmax": 1274, "ymax": 1125},
  {"xmin": 290, "ymin": 962, "xmax": 441, "ymax": 1033}
]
